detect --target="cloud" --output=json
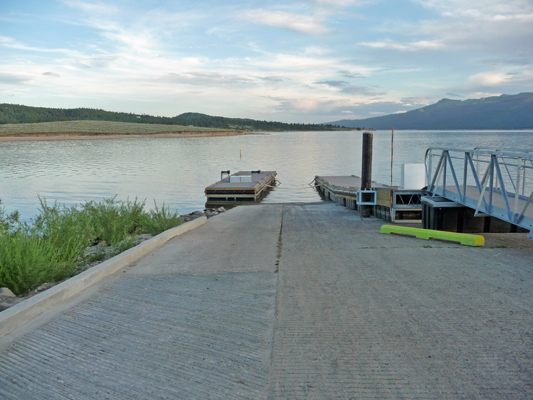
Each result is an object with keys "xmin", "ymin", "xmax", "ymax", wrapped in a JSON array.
[
  {"xmin": 0, "ymin": 72, "xmax": 33, "ymax": 84},
  {"xmin": 0, "ymin": 35, "xmax": 77, "ymax": 55},
  {"xmin": 360, "ymin": 39, "xmax": 445, "ymax": 51},
  {"xmin": 324, "ymin": 100, "xmax": 426, "ymax": 120},
  {"xmin": 164, "ymin": 71, "xmax": 283, "ymax": 87},
  {"xmin": 479, "ymin": 56, "xmax": 533, "ymax": 67},
  {"xmin": 62, "ymin": 1, "xmax": 118, "ymax": 15},
  {"xmin": 260, "ymin": 76, "xmax": 284, "ymax": 83},
  {"xmin": 410, "ymin": 0, "xmax": 533, "ymax": 19},
  {"xmin": 250, "ymin": 53, "xmax": 343, "ymax": 72},
  {"xmin": 342, "ymin": 86, "xmax": 385, "ymax": 96},
  {"xmin": 469, "ymin": 72, "xmax": 513, "ymax": 86},
  {"xmin": 43, "ymin": 72, "xmax": 61, "ymax": 78},
  {"xmin": 315, "ymin": 80, "xmax": 385, "ymax": 95},
  {"xmin": 312, "ymin": 0, "xmax": 366, "ymax": 6},
  {"xmin": 468, "ymin": 91, "xmax": 503, "ymax": 99},
  {"xmin": 359, "ymin": 1, "xmax": 532, "ymax": 62},
  {"xmin": 240, "ymin": 9, "xmax": 330, "ymax": 35},
  {"xmin": 399, "ymin": 96, "xmax": 433, "ymax": 107},
  {"xmin": 339, "ymin": 70, "xmax": 365, "ymax": 78},
  {"xmin": 315, "ymin": 80, "xmax": 349, "ymax": 88},
  {"xmin": 71, "ymin": 55, "xmax": 120, "ymax": 69},
  {"xmin": 302, "ymin": 46, "xmax": 331, "ymax": 56},
  {"xmin": 468, "ymin": 69, "xmax": 533, "ymax": 86},
  {"xmin": 264, "ymin": 94, "xmax": 424, "ymax": 119},
  {"xmin": 270, "ymin": 96, "xmax": 347, "ymax": 114}
]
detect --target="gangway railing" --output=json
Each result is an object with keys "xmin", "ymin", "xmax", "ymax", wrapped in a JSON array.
[{"xmin": 425, "ymin": 147, "xmax": 533, "ymax": 239}]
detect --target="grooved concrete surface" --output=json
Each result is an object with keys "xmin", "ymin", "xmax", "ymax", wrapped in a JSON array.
[{"xmin": 1, "ymin": 203, "xmax": 533, "ymax": 399}]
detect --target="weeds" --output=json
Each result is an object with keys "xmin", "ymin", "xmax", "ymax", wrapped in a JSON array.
[
  {"xmin": 139, "ymin": 201, "xmax": 184, "ymax": 236},
  {"xmin": 83, "ymin": 196, "xmax": 145, "ymax": 246},
  {"xmin": 112, "ymin": 237, "xmax": 137, "ymax": 256},
  {"xmin": 0, "ymin": 197, "xmax": 184, "ymax": 296},
  {"xmin": 86, "ymin": 250, "xmax": 106, "ymax": 263}
]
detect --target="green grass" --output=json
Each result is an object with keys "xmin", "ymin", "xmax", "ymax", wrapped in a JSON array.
[
  {"xmin": 0, "ymin": 197, "xmax": 184, "ymax": 295},
  {"xmin": 0, "ymin": 120, "xmax": 227, "ymax": 135}
]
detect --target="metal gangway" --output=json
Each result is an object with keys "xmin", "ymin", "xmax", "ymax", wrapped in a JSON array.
[{"xmin": 425, "ymin": 147, "xmax": 533, "ymax": 239}]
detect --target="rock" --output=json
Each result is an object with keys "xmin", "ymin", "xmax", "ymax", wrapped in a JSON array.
[
  {"xmin": 0, "ymin": 287, "xmax": 15, "ymax": 297},
  {"xmin": 193, "ymin": 210, "xmax": 203, "ymax": 215},
  {"xmin": 205, "ymin": 210, "xmax": 214, "ymax": 218},
  {"xmin": 217, "ymin": 207, "xmax": 226, "ymax": 213},
  {"xmin": 137, "ymin": 234, "xmax": 153, "ymax": 241},
  {"xmin": 85, "ymin": 242, "xmax": 106, "ymax": 256},
  {"xmin": 36, "ymin": 283, "xmax": 53, "ymax": 292},
  {"xmin": 132, "ymin": 234, "xmax": 152, "ymax": 246},
  {"xmin": 0, "ymin": 296, "xmax": 23, "ymax": 312}
]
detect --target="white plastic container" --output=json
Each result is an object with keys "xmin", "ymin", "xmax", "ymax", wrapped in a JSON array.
[
  {"xmin": 230, "ymin": 176, "xmax": 241, "ymax": 183},
  {"xmin": 401, "ymin": 164, "xmax": 425, "ymax": 189},
  {"xmin": 240, "ymin": 175, "xmax": 252, "ymax": 183}
]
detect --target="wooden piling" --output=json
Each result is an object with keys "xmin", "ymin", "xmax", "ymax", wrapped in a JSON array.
[{"xmin": 360, "ymin": 132, "xmax": 373, "ymax": 217}]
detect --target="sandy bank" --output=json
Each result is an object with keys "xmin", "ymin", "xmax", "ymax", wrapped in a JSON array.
[{"xmin": 0, "ymin": 131, "xmax": 252, "ymax": 142}]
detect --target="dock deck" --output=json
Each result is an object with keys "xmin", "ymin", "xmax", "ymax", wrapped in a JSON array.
[
  {"xmin": 205, "ymin": 170, "xmax": 277, "ymax": 203},
  {"xmin": 315, "ymin": 175, "xmax": 423, "ymax": 222}
]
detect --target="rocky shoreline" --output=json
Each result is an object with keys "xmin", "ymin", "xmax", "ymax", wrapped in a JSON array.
[{"xmin": 0, "ymin": 206, "xmax": 226, "ymax": 312}]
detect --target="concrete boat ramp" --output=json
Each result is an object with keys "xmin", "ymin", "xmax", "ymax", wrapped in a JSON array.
[{"xmin": 1, "ymin": 203, "xmax": 533, "ymax": 399}]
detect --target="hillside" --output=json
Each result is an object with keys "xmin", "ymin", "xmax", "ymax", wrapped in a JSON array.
[
  {"xmin": 0, "ymin": 120, "xmax": 225, "ymax": 136},
  {"xmin": 0, "ymin": 105, "xmax": 338, "ymax": 131},
  {"xmin": 329, "ymin": 93, "xmax": 533, "ymax": 130}
]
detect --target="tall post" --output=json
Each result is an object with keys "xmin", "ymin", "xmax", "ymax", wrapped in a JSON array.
[{"xmin": 360, "ymin": 132, "xmax": 373, "ymax": 217}]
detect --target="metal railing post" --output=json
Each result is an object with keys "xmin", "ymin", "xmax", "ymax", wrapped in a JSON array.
[
  {"xmin": 515, "ymin": 157, "xmax": 522, "ymax": 218},
  {"xmin": 489, "ymin": 156, "xmax": 495, "ymax": 214}
]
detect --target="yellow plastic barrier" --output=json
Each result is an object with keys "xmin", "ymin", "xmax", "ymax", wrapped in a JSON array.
[{"xmin": 380, "ymin": 225, "xmax": 485, "ymax": 247}]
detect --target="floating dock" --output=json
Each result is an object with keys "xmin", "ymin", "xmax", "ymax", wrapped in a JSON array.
[
  {"xmin": 314, "ymin": 175, "xmax": 424, "ymax": 223},
  {"xmin": 205, "ymin": 170, "xmax": 277, "ymax": 205}
]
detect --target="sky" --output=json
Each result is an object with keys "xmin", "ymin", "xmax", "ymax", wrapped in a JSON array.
[{"xmin": 1, "ymin": 0, "xmax": 532, "ymax": 123}]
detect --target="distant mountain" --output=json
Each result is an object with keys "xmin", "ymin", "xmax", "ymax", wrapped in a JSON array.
[
  {"xmin": 329, "ymin": 93, "xmax": 533, "ymax": 130},
  {"xmin": 0, "ymin": 105, "xmax": 338, "ymax": 131}
]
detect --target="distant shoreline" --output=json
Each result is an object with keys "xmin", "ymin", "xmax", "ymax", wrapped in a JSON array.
[{"xmin": 0, "ymin": 131, "xmax": 251, "ymax": 142}]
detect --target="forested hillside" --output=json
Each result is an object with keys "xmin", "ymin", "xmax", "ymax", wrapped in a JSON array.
[{"xmin": 0, "ymin": 104, "xmax": 339, "ymax": 131}]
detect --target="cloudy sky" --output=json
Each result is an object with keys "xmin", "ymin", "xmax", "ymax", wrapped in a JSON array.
[{"xmin": 1, "ymin": 0, "xmax": 532, "ymax": 123}]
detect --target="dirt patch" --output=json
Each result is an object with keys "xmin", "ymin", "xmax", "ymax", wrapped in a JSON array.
[{"xmin": 483, "ymin": 232, "xmax": 533, "ymax": 252}]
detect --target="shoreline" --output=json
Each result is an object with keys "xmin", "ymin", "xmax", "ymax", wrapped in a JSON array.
[{"xmin": 0, "ymin": 130, "xmax": 253, "ymax": 142}]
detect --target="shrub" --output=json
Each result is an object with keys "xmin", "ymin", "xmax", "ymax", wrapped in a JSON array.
[
  {"xmin": 139, "ymin": 201, "xmax": 184, "ymax": 236},
  {"xmin": 82, "ymin": 196, "xmax": 145, "ymax": 246}
]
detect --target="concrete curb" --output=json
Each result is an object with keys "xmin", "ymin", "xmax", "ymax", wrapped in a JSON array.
[{"xmin": 0, "ymin": 216, "xmax": 207, "ymax": 338}]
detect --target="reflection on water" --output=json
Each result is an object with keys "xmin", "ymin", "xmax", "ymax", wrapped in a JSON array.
[{"xmin": 1, "ymin": 130, "xmax": 532, "ymax": 220}]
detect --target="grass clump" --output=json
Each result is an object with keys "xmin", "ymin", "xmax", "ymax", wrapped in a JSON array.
[
  {"xmin": 139, "ymin": 201, "xmax": 185, "ymax": 236},
  {"xmin": 83, "ymin": 196, "xmax": 146, "ymax": 246},
  {"xmin": 0, "ymin": 197, "xmax": 184, "ymax": 296},
  {"xmin": 0, "ymin": 199, "xmax": 92, "ymax": 295}
]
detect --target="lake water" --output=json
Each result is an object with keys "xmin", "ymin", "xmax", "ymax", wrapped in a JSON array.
[{"xmin": 1, "ymin": 130, "xmax": 533, "ymax": 221}]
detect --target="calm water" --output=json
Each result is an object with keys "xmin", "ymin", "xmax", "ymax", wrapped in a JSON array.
[{"xmin": 1, "ymin": 130, "xmax": 532, "ymax": 220}]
